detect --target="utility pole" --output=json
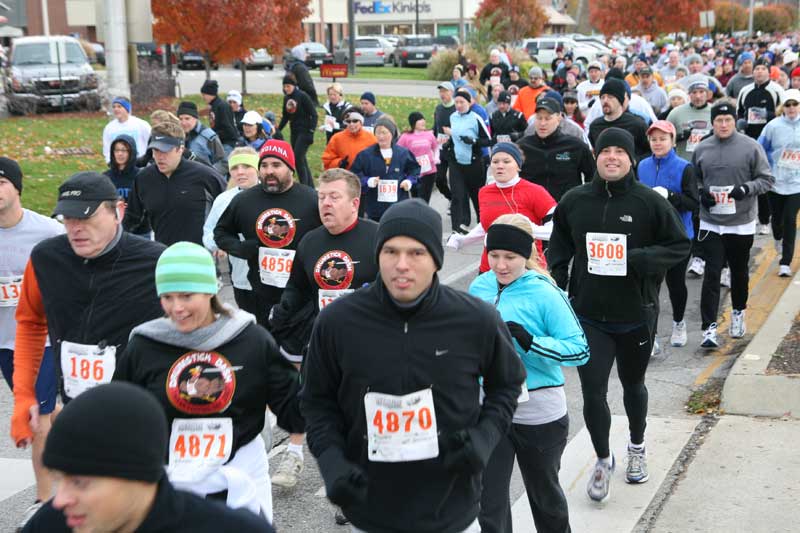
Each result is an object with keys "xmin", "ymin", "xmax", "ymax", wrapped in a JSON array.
[
  {"xmin": 459, "ymin": 0, "xmax": 465, "ymax": 42},
  {"xmin": 105, "ymin": 0, "xmax": 130, "ymax": 97},
  {"xmin": 415, "ymin": 0, "xmax": 419, "ymax": 34},
  {"xmin": 347, "ymin": 0, "xmax": 356, "ymax": 75},
  {"xmin": 747, "ymin": 0, "xmax": 755, "ymax": 35},
  {"xmin": 40, "ymin": 0, "xmax": 49, "ymax": 35}
]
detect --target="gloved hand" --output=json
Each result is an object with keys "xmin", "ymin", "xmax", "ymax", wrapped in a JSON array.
[
  {"xmin": 700, "ymin": 189, "xmax": 717, "ymax": 208},
  {"xmin": 438, "ymin": 429, "xmax": 485, "ymax": 475},
  {"xmin": 446, "ymin": 233, "xmax": 464, "ymax": 250},
  {"xmin": 652, "ymin": 186, "xmax": 669, "ymax": 199},
  {"xmin": 505, "ymin": 321, "xmax": 533, "ymax": 352},
  {"xmin": 367, "ymin": 177, "xmax": 379, "ymax": 188},
  {"xmin": 460, "ymin": 136, "xmax": 475, "ymax": 145},
  {"xmin": 318, "ymin": 448, "xmax": 368, "ymax": 508},
  {"xmin": 729, "ymin": 184, "xmax": 749, "ymax": 201},
  {"xmin": 338, "ymin": 156, "xmax": 350, "ymax": 169},
  {"xmin": 400, "ymin": 179, "xmax": 412, "ymax": 191}
]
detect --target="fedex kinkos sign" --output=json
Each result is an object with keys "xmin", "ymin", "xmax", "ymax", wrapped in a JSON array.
[{"xmin": 354, "ymin": 1, "xmax": 432, "ymax": 14}]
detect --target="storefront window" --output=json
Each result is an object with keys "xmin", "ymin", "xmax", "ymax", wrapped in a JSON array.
[
  {"xmin": 385, "ymin": 24, "xmax": 414, "ymax": 36},
  {"xmin": 417, "ymin": 23, "xmax": 434, "ymax": 35},
  {"xmin": 357, "ymin": 24, "xmax": 382, "ymax": 36}
]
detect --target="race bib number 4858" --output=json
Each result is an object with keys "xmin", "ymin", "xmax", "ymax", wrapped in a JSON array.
[
  {"xmin": 364, "ymin": 388, "xmax": 438, "ymax": 463},
  {"xmin": 258, "ymin": 247, "xmax": 295, "ymax": 288},
  {"xmin": 586, "ymin": 232, "xmax": 627, "ymax": 276}
]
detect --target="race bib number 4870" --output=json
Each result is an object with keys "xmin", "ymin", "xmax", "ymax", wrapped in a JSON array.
[
  {"xmin": 586, "ymin": 232, "xmax": 627, "ymax": 276},
  {"xmin": 364, "ymin": 388, "xmax": 438, "ymax": 463}
]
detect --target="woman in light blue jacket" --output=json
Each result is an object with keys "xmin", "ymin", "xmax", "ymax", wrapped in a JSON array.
[
  {"xmin": 758, "ymin": 88, "xmax": 800, "ymax": 277},
  {"xmin": 469, "ymin": 213, "xmax": 589, "ymax": 533}
]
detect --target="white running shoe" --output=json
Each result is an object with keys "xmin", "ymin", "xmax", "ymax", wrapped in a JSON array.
[
  {"xmin": 688, "ymin": 257, "xmax": 705, "ymax": 277},
  {"xmin": 730, "ymin": 309, "xmax": 746, "ymax": 338},
  {"xmin": 671, "ymin": 320, "xmax": 687, "ymax": 347},
  {"xmin": 587, "ymin": 456, "xmax": 615, "ymax": 502},
  {"xmin": 272, "ymin": 449, "xmax": 304, "ymax": 488},
  {"xmin": 701, "ymin": 323, "xmax": 719, "ymax": 349},
  {"xmin": 720, "ymin": 267, "xmax": 731, "ymax": 288},
  {"xmin": 779, "ymin": 265, "xmax": 792, "ymax": 277},
  {"xmin": 759, "ymin": 224, "xmax": 771, "ymax": 235}
]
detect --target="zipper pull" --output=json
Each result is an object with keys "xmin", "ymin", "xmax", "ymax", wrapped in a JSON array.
[{"xmin": 404, "ymin": 322, "xmax": 408, "ymax": 334}]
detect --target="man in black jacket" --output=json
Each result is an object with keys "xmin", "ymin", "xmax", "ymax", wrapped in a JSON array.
[
  {"xmin": 548, "ymin": 128, "xmax": 689, "ymax": 504},
  {"xmin": 517, "ymin": 96, "xmax": 595, "ymax": 201},
  {"xmin": 490, "ymin": 91, "xmax": 527, "ymax": 145},
  {"xmin": 286, "ymin": 44, "xmax": 319, "ymax": 106},
  {"xmin": 277, "ymin": 76, "xmax": 318, "ymax": 189},
  {"xmin": 23, "ymin": 383, "xmax": 274, "ymax": 532},
  {"xmin": 200, "ymin": 79, "xmax": 239, "ymax": 153},
  {"xmin": 588, "ymin": 78, "xmax": 651, "ymax": 160},
  {"xmin": 431, "ymin": 82, "xmax": 456, "ymax": 201},
  {"xmin": 123, "ymin": 121, "xmax": 225, "ymax": 246},
  {"xmin": 301, "ymin": 199, "xmax": 525, "ymax": 533}
]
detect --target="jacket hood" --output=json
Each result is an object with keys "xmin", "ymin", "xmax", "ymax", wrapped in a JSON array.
[
  {"xmin": 108, "ymin": 134, "xmax": 138, "ymax": 174},
  {"xmin": 129, "ymin": 305, "xmax": 255, "ymax": 352}
]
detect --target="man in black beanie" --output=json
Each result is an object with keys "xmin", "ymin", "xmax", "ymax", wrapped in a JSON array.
[
  {"xmin": 200, "ymin": 78, "xmax": 239, "ymax": 153},
  {"xmin": 302, "ymin": 199, "xmax": 525, "ymax": 533},
  {"xmin": 589, "ymin": 77, "xmax": 651, "ymax": 160},
  {"xmin": 548, "ymin": 126, "xmax": 689, "ymax": 504},
  {"xmin": 277, "ymin": 74, "xmax": 318, "ymax": 188},
  {"xmin": 23, "ymin": 382, "xmax": 274, "ymax": 532}
]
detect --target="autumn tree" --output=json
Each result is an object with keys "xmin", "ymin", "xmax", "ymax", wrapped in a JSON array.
[
  {"xmin": 474, "ymin": 0, "xmax": 549, "ymax": 44},
  {"xmin": 153, "ymin": 0, "xmax": 311, "ymax": 79},
  {"xmin": 713, "ymin": 1, "xmax": 748, "ymax": 34},
  {"xmin": 589, "ymin": 0, "xmax": 712, "ymax": 36}
]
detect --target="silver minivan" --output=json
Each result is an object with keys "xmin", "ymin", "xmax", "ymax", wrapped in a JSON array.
[{"xmin": 335, "ymin": 38, "xmax": 386, "ymax": 66}]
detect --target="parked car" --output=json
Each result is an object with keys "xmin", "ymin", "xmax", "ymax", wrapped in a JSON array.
[
  {"xmin": 234, "ymin": 48, "xmax": 274, "ymax": 70},
  {"xmin": 375, "ymin": 37, "xmax": 396, "ymax": 64},
  {"xmin": 393, "ymin": 34, "xmax": 435, "ymax": 67},
  {"xmin": 4, "ymin": 35, "xmax": 101, "ymax": 114},
  {"xmin": 177, "ymin": 49, "xmax": 218, "ymax": 70},
  {"xmin": 298, "ymin": 42, "xmax": 332, "ymax": 69},
  {"xmin": 334, "ymin": 38, "xmax": 385, "ymax": 66},
  {"xmin": 433, "ymin": 35, "xmax": 460, "ymax": 50},
  {"xmin": 522, "ymin": 37, "xmax": 599, "ymax": 67}
]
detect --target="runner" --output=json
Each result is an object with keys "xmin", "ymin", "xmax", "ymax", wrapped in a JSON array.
[
  {"xmin": 114, "ymin": 242, "xmax": 304, "ymax": 520},
  {"xmin": 432, "ymin": 82, "xmax": 456, "ymax": 202},
  {"xmin": 397, "ymin": 112, "xmax": 439, "ymax": 203},
  {"xmin": 588, "ymin": 78, "xmax": 651, "ymax": 160},
  {"xmin": 11, "ymin": 172, "xmax": 165, "ymax": 448},
  {"xmin": 638, "ymin": 121, "xmax": 699, "ymax": 350},
  {"xmin": 470, "ymin": 214, "xmax": 589, "ymax": 533},
  {"xmin": 0, "ymin": 157, "xmax": 65, "ymax": 529},
  {"xmin": 694, "ymin": 101, "xmax": 775, "ymax": 348},
  {"xmin": 22, "ymin": 382, "xmax": 275, "ymax": 532},
  {"xmin": 758, "ymin": 88, "xmax": 800, "ymax": 277},
  {"xmin": 321, "ymin": 107, "xmax": 377, "ymax": 171},
  {"xmin": 301, "ymin": 199, "xmax": 525, "ymax": 532},
  {"xmin": 548, "ymin": 128, "xmax": 690, "ymax": 502}
]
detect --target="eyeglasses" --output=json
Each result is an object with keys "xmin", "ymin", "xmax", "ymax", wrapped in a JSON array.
[
  {"xmin": 344, "ymin": 119, "xmax": 361, "ymax": 124},
  {"xmin": 786, "ymin": 102, "xmax": 799, "ymax": 107}
]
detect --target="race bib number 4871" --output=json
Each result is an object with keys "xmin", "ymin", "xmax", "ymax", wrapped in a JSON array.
[
  {"xmin": 586, "ymin": 232, "xmax": 627, "ymax": 276},
  {"xmin": 168, "ymin": 418, "xmax": 233, "ymax": 483},
  {"xmin": 364, "ymin": 388, "xmax": 439, "ymax": 463}
]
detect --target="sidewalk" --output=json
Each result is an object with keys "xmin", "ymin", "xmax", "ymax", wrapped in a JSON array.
[{"xmin": 651, "ymin": 268, "xmax": 800, "ymax": 532}]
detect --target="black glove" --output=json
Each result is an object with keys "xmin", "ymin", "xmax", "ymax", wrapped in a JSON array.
[
  {"xmin": 318, "ymin": 448, "xmax": 368, "ymax": 508},
  {"xmin": 339, "ymin": 156, "xmax": 349, "ymax": 169},
  {"xmin": 700, "ymin": 189, "xmax": 717, "ymax": 208},
  {"xmin": 677, "ymin": 128, "xmax": 692, "ymax": 141},
  {"xmin": 505, "ymin": 321, "xmax": 532, "ymax": 352},
  {"xmin": 438, "ymin": 429, "xmax": 485, "ymax": 475},
  {"xmin": 729, "ymin": 184, "xmax": 749, "ymax": 201},
  {"xmin": 460, "ymin": 136, "xmax": 475, "ymax": 145}
]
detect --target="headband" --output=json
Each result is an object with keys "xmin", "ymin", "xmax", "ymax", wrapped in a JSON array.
[{"xmin": 486, "ymin": 224, "xmax": 534, "ymax": 259}]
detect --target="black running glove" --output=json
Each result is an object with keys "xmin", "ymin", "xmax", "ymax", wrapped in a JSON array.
[
  {"xmin": 700, "ymin": 189, "xmax": 717, "ymax": 208},
  {"xmin": 729, "ymin": 184, "xmax": 749, "ymax": 201},
  {"xmin": 460, "ymin": 136, "xmax": 475, "ymax": 145},
  {"xmin": 505, "ymin": 321, "xmax": 533, "ymax": 352}
]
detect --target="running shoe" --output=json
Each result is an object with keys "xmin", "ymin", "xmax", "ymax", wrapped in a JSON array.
[
  {"xmin": 779, "ymin": 265, "xmax": 792, "ymax": 277},
  {"xmin": 272, "ymin": 449, "xmax": 304, "ymax": 488},
  {"xmin": 720, "ymin": 267, "xmax": 731, "ymax": 288},
  {"xmin": 701, "ymin": 323, "xmax": 719, "ymax": 349},
  {"xmin": 586, "ymin": 455, "xmax": 615, "ymax": 502},
  {"xmin": 688, "ymin": 257, "xmax": 705, "ymax": 277},
  {"xmin": 671, "ymin": 320, "xmax": 687, "ymax": 347},
  {"xmin": 625, "ymin": 445, "xmax": 649, "ymax": 484},
  {"xmin": 651, "ymin": 338, "xmax": 661, "ymax": 356},
  {"xmin": 335, "ymin": 508, "xmax": 350, "ymax": 525},
  {"xmin": 759, "ymin": 223, "xmax": 770, "ymax": 235},
  {"xmin": 730, "ymin": 309, "xmax": 746, "ymax": 338}
]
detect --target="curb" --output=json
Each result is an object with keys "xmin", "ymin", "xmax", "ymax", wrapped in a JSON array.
[
  {"xmin": 720, "ymin": 268, "xmax": 800, "ymax": 418},
  {"xmin": 311, "ymin": 76, "xmax": 440, "ymax": 87}
]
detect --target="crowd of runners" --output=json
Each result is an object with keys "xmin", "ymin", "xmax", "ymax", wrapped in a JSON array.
[{"xmin": 1, "ymin": 32, "xmax": 798, "ymax": 532}]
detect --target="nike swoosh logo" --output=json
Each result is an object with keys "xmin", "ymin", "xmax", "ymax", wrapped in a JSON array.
[
  {"xmin": 435, "ymin": 349, "xmax": 449, "ymax": 356},
  {"xmin": 83, "ymin": 206, "xmax": 91, "ymax": 215},
  {"xmin": 639, "ymin": 341, "xmax": 648, "ymax": 346}
]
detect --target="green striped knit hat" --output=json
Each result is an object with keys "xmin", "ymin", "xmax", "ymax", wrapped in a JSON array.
[{"xmin": 155, "ymin": 242, "xmax": 218, "ymax": 296}]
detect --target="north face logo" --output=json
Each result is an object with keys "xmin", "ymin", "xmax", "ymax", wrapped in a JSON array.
[{"xmin": 620, "ymin": 215, "xmax": 633, "ymax": 223}]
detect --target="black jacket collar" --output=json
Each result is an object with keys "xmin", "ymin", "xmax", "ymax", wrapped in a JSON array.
[{"xmin": 590, "ymin": 170, "xmax": 636, "ymax": 196}]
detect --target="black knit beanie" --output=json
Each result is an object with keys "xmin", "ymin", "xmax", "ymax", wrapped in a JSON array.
[
  {"xmin": 710, "ymin": 101, "xmax": 736, "ymax": 122},
  {"xmin": 594, "ymin": 127, "xmax": 636, "ymax": 166},
  {"xmin": 408, "ymin": 111, "xmax": 424, "ymax": 129},
  {"xmin": 600, "ymin": 78, "xmax": 627, "ymax": 105},
  {"xmin": 0, "ymin": 157, "xmax": 23, "ymax": 195},
  {"xmin": 176, "ymin": 101, "xmax": 199, "ymax": 119},
  {"xmin": 43, "ymin": 382, "xmax": 168, "ymax": 482},
  {"xmin": 282, "ymin": 75, "xmax": 297, "ymax": 86},
  {"xmin": 200, "ymin": 79, "xmax": 218, "ymax": 96},
  {"xmin": 375, "ymin": 199, "xmax": 444, "ymax": 269}
]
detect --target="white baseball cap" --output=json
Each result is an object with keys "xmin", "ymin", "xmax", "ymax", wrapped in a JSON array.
[{"xmin": 241, "ymin": 110, "xmax": 262, "ymax": 125}]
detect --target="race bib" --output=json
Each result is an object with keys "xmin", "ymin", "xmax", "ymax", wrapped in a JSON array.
[
  {"xmin": 586, "ymin": 232, "xmax": 627, "ymax": 276},
  {"xmin": 778, "ymin": 148, "xmax": 800, "ymax": 170},
  {"xmin": 490, "ymin": 75, "xmax": 501, "ymax": 87},
  {"xmin": 437, "ymin": 133, "xmax": 450, "ymax": 144},
  {"xmin": 709, "ymin": 185, "xmax": 736, "ymax": 215},
  {"xmin": 747, "ymin": 107, "xmax": 767, "ymax": 125},
  {"xmin": 258, "ymin": 247, "xmax": 295, "ymax": 288},
  {"xmin": 60, "ymin": 341, "xmax": 116, "ymax": 399},
  {"xmin": 168, "ymin": 418, "xmax": 233, "ymax": 483},
  {"xmin": 363, "ymin": 126, "xmax": 375, "ymax": 134},
  {"xmin": 0, "ymin": 276, "xmax": 22, "ymax": 307},
  {"xmin": 496, "ymin": 134, "xmax": 512, "ymax": 144},
  {"xmin": 686, "ymin": 128, "xmax": 709, "ymax": 153},
  {"xmin": 318, "ymin": 288, "xmax": 354, "ymax": 309},
  {"xmin": 365, "ymin": 388, "xmax": 439, "ymax": 462},
  {"xmin": 416, "ymin": 154, "xmax": 432, "ymax": 174},
  {"xmin": 378, "ymin": 179, "xmax": 399, "ymax": 203}
]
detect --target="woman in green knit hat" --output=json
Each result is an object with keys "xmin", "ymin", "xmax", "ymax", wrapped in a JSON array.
[{"xmin": 114, "ymin": 241, "xmax": 304, "ymax": 525}]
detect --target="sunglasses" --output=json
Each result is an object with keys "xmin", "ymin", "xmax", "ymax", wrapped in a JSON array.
[
  {"xmin": 785, "ymin": 102, "xmax": 799, "ymax": 107},
  {"xmin": 344, "ymin": 119, "xmax": 361, "ymax": 124}
]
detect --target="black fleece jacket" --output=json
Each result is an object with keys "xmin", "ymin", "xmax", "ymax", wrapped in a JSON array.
[
  {"xmin": 278, "ymin": 87, "xmax": 318, "ymax": 134},
  {"xmin": 208, "ymin": 96, "xmax": 239, "ymax": 146},
  {"xmin": 547, "ymin": 172, "xmax": 690, "ymax": 323},
  {"xmin": 588, "ymin": 111, "xmax": 651, "ymax": 161},
  {"xmin": 518, "ymin": 129, "xmax": 596, "ymax": 201},
  {"xmin": 301, "ymin": 276, "xmax": 525, "ymax": 533}
]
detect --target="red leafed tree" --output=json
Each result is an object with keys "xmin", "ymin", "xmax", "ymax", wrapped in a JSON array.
[
  {"xmin": 474, "ymin": 0, "xmax": 549, "ymax": 42},
  {"xmin": 153, "ymin": 0, "xmax": 311, "ymax": 75},
  {"xmin": 589, "ymin": 0, "xmax": 711, "ymax": 36}
]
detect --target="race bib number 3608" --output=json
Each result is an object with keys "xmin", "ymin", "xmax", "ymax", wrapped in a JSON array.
[
  {"xmin": 364, "ymin": 388, "xmax": 438, "ymax": 463},
  {"xmin": 586, "ymin": 232, "xmax": 627, "ymax": 276}
]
